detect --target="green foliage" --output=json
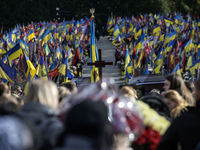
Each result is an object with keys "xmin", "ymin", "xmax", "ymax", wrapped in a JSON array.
[{"xmin": 1, "ymin": 0, "xmax": 200, "ymax": 31}]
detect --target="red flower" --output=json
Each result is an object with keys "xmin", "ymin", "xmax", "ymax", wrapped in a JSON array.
[{"xmin": 133, "ymin": 126, "xmax": 161, "ymax": 150}]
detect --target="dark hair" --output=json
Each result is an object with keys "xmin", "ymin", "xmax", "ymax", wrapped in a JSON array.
[
  {"xmin": 195, "ymin": 79, "xmax": 200, "ymax": 91},
  {"xmin": 165, "ymin": 73, "xmax": 195, "ymax": 106},
  {"xmin": 57, "ymin": 99, "xmax": 113, "ymax": 149},
  {"xmin": 61, "ymin": 82, "xmax": 77, "ymax": 93},
  {"xmin": 184, "ymin": 81, "xmax": 195, "ymax": 94},
  {"xmin": 0, "ymin": 83, "xmax": 10, "ymax": 97}
]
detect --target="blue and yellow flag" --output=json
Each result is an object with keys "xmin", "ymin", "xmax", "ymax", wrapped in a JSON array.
[
  {"xmin": 90, "ymin": 19, "xmax": 99, "ymax": 83},
  {"xmin": 0, "ymin": 47, "xmax": 7, "ymax": 54},
  {"xmin": 23, "ymin": 54, "xmax": 36, "ymax": 80},
  {"xmin": 124, "ymin": 49, "xmax": 132, "ymax": 74},
  {"xmin": 113, "ymin": 24, "xmax": 120, "ymax": 38},
  {"xmin": 184, "ymin": 39, "xmax": 194, "ymax": 53},
  {"xmin": 28, "ymin": 29, "xmax": 35, "ymax": 42},
  {"xmin": 59, "ymin": 57, "xmax": 68, "ymax": 76},
  {"xmin": 190, "ymin": 58, "xmax": 200, "ymax": 70},
  {"xmin": 6, "ymin": 44, "xmax": 23, "ymax": 61},
  {"xmin": 153, "ymin": 25, "xmax": 161, "ymax": 36},
  {"xmin": 36, "ymin": 55, "xmax": 48, "ymax": 80},
  {"xmin": 0, "ymin": 60, "xmax": 17, "ymax": 83},
  {"xmin": 65, "ymin": 69, "xmax": 74, "ymax": 83},
  {"xmin": 164, "ymin": 31, "xmax": 176, "ymax": 46},
  {"xmin": 20, "ymin": 40, "xmax": 29, "ymax": 56},
  {"xmin": 42, "ymin": 28, "xmax": 52, "ymax": 43},
  {"xmin": 172, "ymin": 63, "xmax": 182, "ymax": 77},
  {"xmin": 166, "ymin": 40, "xmax": 175, "ymax": 53},
  {"xmin": 125, "ymin": 68, "xmax": 132, "ymax": 84},
  {"xmin": 153, "ymin": 64, "xmax": 162, "ymax": 74}
]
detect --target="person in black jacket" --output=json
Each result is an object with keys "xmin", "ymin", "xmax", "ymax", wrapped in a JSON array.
[
  {"xmin": 20, "ymin": 80, "xmax": 64, "ymax": 150},
  {"xmin": 55, "ymin": 99, "xmax": 114, "ymax": 150},
  {"xmin": 157, "ymin": 79, "xmax": 200, "ymax": 150},
  {"xmin": 140, "ymin": 90, "xmax": 171, "ymax": 121}
]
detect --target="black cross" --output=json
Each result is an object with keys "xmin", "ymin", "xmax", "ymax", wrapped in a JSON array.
[{"xmin": 87, "ymin": 49, "xmax": 113, "ymax": 81}]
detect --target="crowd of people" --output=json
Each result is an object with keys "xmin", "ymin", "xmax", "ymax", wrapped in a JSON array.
[
  {"xmin": 1, "ymin": 11, "xmax": 200, "ymax": 150},
  {"xmin": 0, "ymin": 71, "xmax": 199, "ymax": 150}
]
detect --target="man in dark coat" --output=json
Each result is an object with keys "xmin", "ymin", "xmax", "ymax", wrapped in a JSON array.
[{"xmin": 157, "ymin": 79, "xmax": 200, "ymax": 150}]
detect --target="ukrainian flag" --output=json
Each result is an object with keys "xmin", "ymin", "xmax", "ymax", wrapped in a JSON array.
[
  {"xmin": 90, "ymin": 19, "xmax": 99, "ymax": 83},
  {"xmin": 35, "ymin": 24, "xmax": 40, "ymax": 31},
  {"xmin": 153, "ymin": 64, "xmax": 162, "ymax": 74},
  {"xmin": 137, "ymin": 50, "xmax": 144, "ymax": 68},
  {"xmin": 20, "ymin": 40, "xmax": 29, "ymax": 56},
  {"xmin": 36, "ymin": 55, "xmax": 48, "ymax": 80},
  {"xmin": 113, "ymin": 24, "xmax": 120, "ymax": 38},
  {"xmin": 38, "ymin": 27, "xmax": 45, "ymax": 41},
  {"xmin": 153, "ymin": 25, "xmax": 161, "ymax": 36},
  {"xmin": 42, "ymin": 28, "xmax": 52, "ymax": 43},
  {"xmin": 172, "ymin": 64, "xmax": 182, "ymax": 77},
  {"xmin": 125, "ymin": 68, "xmax": 132, "ymax": 84},
  {"xmin": 164, "ymin": 18, "xmax": 174, "ymax": 25},
  {"xmin": 135, "ymin": 38, "xmax": 142, "ymax": 51},
  {"xmin": 59, "ymin": 57, "xmax": 68, "ymax": 76},
  {"xmin": 124, "ymin": 49, "xmax": 132, "ymax": 74},
  {"xmin": 28, "ymin": 29, "xmax": 35, "ymax": 42},
  {"xmin": 186, "ymin": 51, "xmax": 194, "ymax": 70},
  {"xmin": 190, "ymin": 58, "xmax": 200, "ymax": 70},
  {"xmin": 56, "ymin": 47, "xmax": 61, "ymax": 59},
  {"xmin": 0, "ymin": 47, "xmax": 6, "ymax": 54},
  {"xmin": 135, "ymin": 26, "xmax": 142, "ymax": 40},
  {"xmin": 154, "ymin": 52, "xmax": 163, "ymax": 66},
  {"xmin": 23, "ymin": 54, "xmax": 36, "ymax": 80},
  {"xmin": 65, "ymin": 69, "xmax": 74, "ymax": 83},
  {"xmin": 166, "ymin": 40, "xmax": 175, "ymax": 53},
  {"xmin": 6, "ymin": 44, "xmax": 23, "ymax": 61},
  {"xmin": 0, "ymin": 60, "xmax": 17, "ymax": 83},
  {"xmin": 164, "ymin": 31, "xmax": 176, "ymax": 46},
  {"xmin": 184, "ymin": 39, "xmax": 194, "ymax": 53}
]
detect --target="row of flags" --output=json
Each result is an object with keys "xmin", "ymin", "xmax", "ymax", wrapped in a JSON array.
[
  {"xmin": 107, "ymin": 12, "xmax": 200, "ymax": 83},
  {"xmin": 0, "ymin": 17, "xmax": 94, "ymax": 94}
]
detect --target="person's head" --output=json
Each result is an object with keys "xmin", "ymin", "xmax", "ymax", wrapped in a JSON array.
[
  {"xmin": 120, "ymin": 86, "xmax": 137, "ymax": 102},
  {"xmin": 163, "ymin": 90, "xmax": 188, "ymax": 118},
  {"xmin": 26, "ymin": 80, "xmax": 59, "ymax": 110},
  {"xmin": 0, "ymin": 83, "xmax": 11, "ymax": 97},
  {"xmin": 164, "ymin": 73, "xmax": 195, "ymax": 106},
  {"xmin": 61, "ymin": 82, "xmax": 78, "ymax": 94},
  {"xmin": 0, "ymin": 95, "xmax": 20, "ymax": 112},
  {"xmin": 164, "ymin": 73, "xmax": 183, "ymax": 91},
  {"xmin": 58, "ymin": 86, "xmax": 71, "ymax": 103},
  {"xmin": 11, "ymin": 85, "xmax": 22, "ymax": 95},
  {"xmin": 150, "ymin": 89, "xmax": 161, "ymax": 95},
  {"xmin": 65, "ymin": 99, "xmax": 113, "ymax": 149},
  {"xmin": 194, "ymin": 79, "xmax": 200, "ymax": 101}
]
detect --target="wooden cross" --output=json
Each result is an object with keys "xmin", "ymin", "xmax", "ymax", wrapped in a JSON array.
[
  {"xmin": 77, "ymin": 63, "xmax": 81, "ymax": 77},
  {"xmin": 87, "ymin": 49, "xmax": 113, "ymax": 81}
]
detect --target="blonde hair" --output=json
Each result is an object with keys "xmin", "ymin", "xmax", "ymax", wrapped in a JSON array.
[
  {"xmin": 163, "ymin": 90, "xmax": 188, "ymax": 119},
  {"xmin": 120, "ymin": 86, "xmax": 137, "ymax": 99},
  {"xmin": 26, "ymin": 80, "xmax": 59, "ymax": 110},
  {"xmin": 58, "ymin": 86, "xmax": 71, "ymax": 102}
]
